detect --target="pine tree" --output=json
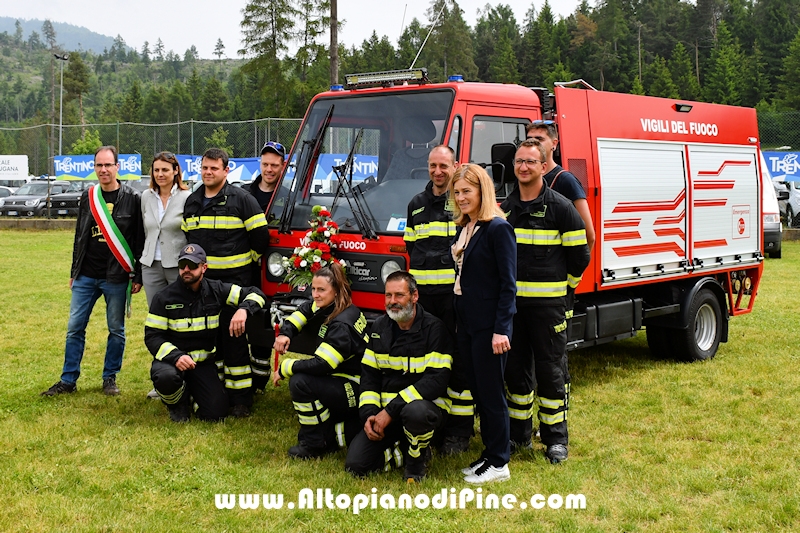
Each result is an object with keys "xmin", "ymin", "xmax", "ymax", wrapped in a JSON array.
[
  {"xmin": 154, "ymin": 38, "xmax": 165, "ymax": 61},
  {"xmin": 63, "ymin": 52, "xmax": 91, "ymax": 128},
  {"xmin": 199, "ymin": 76, "xmax": 230, "ymax": 121},
  {"xmin": 703, "ymin": 22, "xmax": 742, "ymax": 105},
  {"xmin": 14, "ymin": 20, "xmax": 23, "ymax": 45},
  {"xmin": 120, "ymin": 80, "xmax": 143, "ymax": 122},
  {"xmin": 488, "ymin": 26, "xmax": 520, "ymax": 84},
  {"xmin": 741, "ymin": 43, "xmax": 770, "ymax": 108},
  {"xmin": 645, "ymin": 55, "xmax": 679, "ymax": 99},
  {"xmin": 776, "ymin": 28, "xmax": 800, "ymax": 110},
  {"xmin": 397, "ymin": 19, "xmax": 425, "ymax": 69},
  {"xmin": 423, "ymin": 0, "xmax": 477, "ymax": 82},
  {"xmin": 473, "ymin": 4, "xmax": 520, "ymax": 83},
  {"xmin": 214, "ymin": 39, "xmax": 226, "ymax": 60},
  {"xmin": 631, "ymin": 76, "xmax": 645, "ymax": 95},
  {"xmin": 141, "ymin": 41, "xmax": 151, "ymax": 66},
  {"xmin": 668, "ymin": 42, "xmax": 701, "ymax": 101}
]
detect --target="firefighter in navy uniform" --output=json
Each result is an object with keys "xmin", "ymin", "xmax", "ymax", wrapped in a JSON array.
[
  {"xmin": 272, "ymin": 265, "xmax": 368, "ymax": 459},
  {"xmin": 181, "ymin": 148, "xmax": 270, "ymax": 417},
  {"xmin": 146, "ymin": 244, "xmax": 267, "ymax": 422},
  {"xmin": 403, "ymin": 145, "xmax": 473, "ymax": 455},
  {"xmin": 345, "ymin": 271, "xmax": 453, "ymax": 483},
  {"xmin": 500, "ymin": 139, "xmax": 590, "ymax": 464}
]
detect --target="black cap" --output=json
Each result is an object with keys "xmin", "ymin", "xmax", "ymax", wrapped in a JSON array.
[
  {"xmin": 178, "ymin": 244, "xmax": 206, "ymax": 264},
  {"xmin": 261, "ymin": 141, "xmax": 286, "ymax": 159}
]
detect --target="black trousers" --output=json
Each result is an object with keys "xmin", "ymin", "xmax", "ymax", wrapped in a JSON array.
[
  {"xmin": 418, "ymin": 291, "xmax": 474, "ymax": 438},
  {"xmin": 289, "ymin": 373, "xmax": 360, "ymax": 450},
  {"xmin": 345, "ymin": 400, "xmax": 444, "ymax": 476},
  {"xmin": 151, "ymin": 359, "xmax": 228, "ymax": 421},
  {"xmin": 250, "ymin": 344, "xmax": 272, "ymax": 390},
  {"xmin": 505, "ymin": 304, "xmax": 570, "ymax": 446},
  {"xmin": 218, "ymin": 306, "xmax": 253, "ymax": 407},
  {"xmin": 454, "ymin": 296, "xmax": 510, "ymax": 467}
]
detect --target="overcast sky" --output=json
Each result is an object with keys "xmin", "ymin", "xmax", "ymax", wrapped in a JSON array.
[{"xmin": 5, "ymin": 0, "xmax": 583, "ymax": 60}]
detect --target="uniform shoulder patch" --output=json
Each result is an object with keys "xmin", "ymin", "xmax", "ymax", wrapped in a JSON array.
[
  {"xmin": 412, "ymin": 206, "xmax": 425, "ymax": 216},
  {"xmin": 371, "ymin": 332, "xmax": 381, "ymax": 338},
  {"xmin": 165, "ymin": 304, "xmax": 184, "ymax": 310}
]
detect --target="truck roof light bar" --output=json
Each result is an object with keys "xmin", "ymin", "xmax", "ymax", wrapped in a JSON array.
[
  {"xmin": 554, "ymin": 79, "xmax": 598, "ymax": 91},
  {"xmin": 673, "ymin": 103, "xmax": 693, "ymax": 113},
  {"xmin": 345, "ymin": 68, "xmax": 429, "ymax": 89}
]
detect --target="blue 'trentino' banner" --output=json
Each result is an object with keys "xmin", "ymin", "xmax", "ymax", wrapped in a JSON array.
[
  {"xmin": 762, "ymin": 151, "xmax": 800, "ymax": 182},
  {"xmin": 54, "ymin": 154, "xmax": 142, "ymax": 180},
  {"xmin": 178, "ymin": 155, "xmax": 261, "ymax": 182}
]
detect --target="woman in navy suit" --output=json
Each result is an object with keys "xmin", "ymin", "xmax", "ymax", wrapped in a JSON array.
[{"xmin": 450, "ymin": 164, "xmax": 517, "ymax": 484}]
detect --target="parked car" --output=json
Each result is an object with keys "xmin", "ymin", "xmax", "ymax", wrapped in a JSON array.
[
  {"xmin": 0, "ymin": 178, "xmax": 30, "ymax": 191},
  {"xmin": 46, "ymin": 180, "xmax": 97, "ymax": 218},
  {"xmin": 0, "ymin": 181, "xmax": 70, "ymax": 217},
  {"xmin": 0, "ymin": 186, "xmax": 12, "ymax": 198},
  {"xmin": 773, "ymin": 179, "xmax": 800, "ymax": 228}
]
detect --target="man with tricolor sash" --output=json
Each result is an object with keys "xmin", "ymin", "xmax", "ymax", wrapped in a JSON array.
[
  {"xmin": 499, "ymin": 139, "xmax": 591, "ymax": 464},
  {"xmin": 181, "ymin": 148, "xmax": 270, "ymax": 417},
  {"xmin": 145, "ymin": 244, "xmax": 267, "ymax": 422},
  {"xmin": 42, "ymin": 145, "xmax": 145, "ymax": 397}
]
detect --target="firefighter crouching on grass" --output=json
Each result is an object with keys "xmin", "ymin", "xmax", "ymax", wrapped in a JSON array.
[
  {"xmin": 145, "ymin": 244, "xmax": 267, "ymax": 422},
  {"xmin": 500, "ymin": 139, "xmax": 590, "ymax": 464},
  {"xmin": 404, "ymin": 145, "xmax": 474, "ymax": 455},
  {"xmin": 345, "ymin": 271, "xmax": 453, "ymax": 483},
  {"xmin": 272, "ymin": 265, "xmax": 368, "ymax": 459},
  {"xmin": 181, "ymin": 147, "xmax": 271, "ymax": 418}
]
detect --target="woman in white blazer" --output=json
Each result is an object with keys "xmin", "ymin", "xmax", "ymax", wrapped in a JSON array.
[{"xmin": 140, "ymin": 152, "xmax": 191, "ymax": 306}]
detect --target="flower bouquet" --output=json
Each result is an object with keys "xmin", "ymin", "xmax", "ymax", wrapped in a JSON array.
[{"xmin": 282, "ymin": 205, "xmax": 346, "ymax": 288}]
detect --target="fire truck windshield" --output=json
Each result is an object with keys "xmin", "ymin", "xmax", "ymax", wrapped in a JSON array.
[{"xmin": 270, "ymin": 89, "xmax": 455, "ymax": 235}]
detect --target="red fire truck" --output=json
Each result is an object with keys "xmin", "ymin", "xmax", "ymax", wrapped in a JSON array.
[{"xmin": 260, "ymin": 69, "xmax": 763, "ymax": 361}]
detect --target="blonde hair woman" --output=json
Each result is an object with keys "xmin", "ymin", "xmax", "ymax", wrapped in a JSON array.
[{"xmin": 449, "ymin": 164, "xmax": 517, "ymax": 484}]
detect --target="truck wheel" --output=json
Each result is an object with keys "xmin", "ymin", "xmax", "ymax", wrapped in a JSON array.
[
  {"xmin": 770, "ymin": 249, "xmax": 782, "ymax": 259},
  {"xmin": 645, "ymin": 325, "xmax": 674, "ymax": 359},
  {"xmin": 675, "ymin": 289, "xmax": 723, "ymax": 362}
]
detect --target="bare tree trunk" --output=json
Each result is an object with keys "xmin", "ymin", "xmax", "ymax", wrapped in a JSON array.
[{"xmin": 330, "ymin": 0, "xmax": 338, "ymax": 85}]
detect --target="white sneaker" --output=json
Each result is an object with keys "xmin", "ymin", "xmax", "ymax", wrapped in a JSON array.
[
  {"xmin": 461, "ymin": 457, "xmax": 487, "ymax": 476},
  {"xmin": 464, "ymin": 462, "xmax": 510, "ymax": 484}
]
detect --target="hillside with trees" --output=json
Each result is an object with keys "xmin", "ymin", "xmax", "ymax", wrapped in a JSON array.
[{"xmin": 2, "ymin": 0, "xmax": 800, "ymax": 134}]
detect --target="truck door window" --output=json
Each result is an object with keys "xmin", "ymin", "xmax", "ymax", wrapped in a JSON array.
[{"xmin": 449, "ymin": 115, "xmax": 462, "ymax": 162}]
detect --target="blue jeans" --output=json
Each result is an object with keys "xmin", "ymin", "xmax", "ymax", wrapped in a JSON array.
[{"xmin": 61, "ymin": 275, "xmax": 128, "ymax": 385}]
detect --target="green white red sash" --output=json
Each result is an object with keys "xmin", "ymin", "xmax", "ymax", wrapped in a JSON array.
[
  {"xmin": 88, "ymin": 185, "xmax": 135, "ymax": 273},
  {"xmin": 89, "ymin": 184, "xmax": 136, "ymax": 316}
]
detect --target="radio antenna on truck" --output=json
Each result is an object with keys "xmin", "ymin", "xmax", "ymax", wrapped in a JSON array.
[{"xmin": 409, "ymin": 2, "xmax": 446, "ymax": 69}]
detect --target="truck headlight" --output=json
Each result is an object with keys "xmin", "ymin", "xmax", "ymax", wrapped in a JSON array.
[
  {"xmin": 267, "ymin": 252, "xmax": 286, "ymax": 277},
  {"xmin": 25, "ymin": 199, "xmax": 40, "ymax": 207},
  {"xmin": 381, "ymin": 260, "xmax": 402, "ymax": 283},
  {"xmin": 764, "ymin": 214, "xmax": 780, "ymax": 224}
]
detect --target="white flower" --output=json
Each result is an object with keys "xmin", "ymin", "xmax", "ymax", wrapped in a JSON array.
[
  {"xmin": 339, "ymin": 259, "xmax": 347, "ymax": 266},
  {"xmin": 324, "ymin": 231, "xmax": 331, "ymax": 237},
  {"xmin": 313, "ymin": 256, "xmax": 321, "ymax": 263},
  {"xmin": 300, "ymin": 260, "xmax": 308, "ymax": 268}
]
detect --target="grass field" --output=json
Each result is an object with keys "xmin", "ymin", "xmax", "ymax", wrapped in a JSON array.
[{"xmin": 1, "ymin": 230, "xmax": 798, "ymax": 532}]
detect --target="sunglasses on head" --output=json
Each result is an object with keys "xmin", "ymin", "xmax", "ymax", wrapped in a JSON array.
[
  {"xmin": 178, "ymin": 259, "xmax": 200, "ymax": 270},
  {"xmin": 263, "ymin": 141, "xmax": 286, "ymax": 156},
  {"xmin": 531, "ymin": 120, "xmax": 556, "ymax": 126}
]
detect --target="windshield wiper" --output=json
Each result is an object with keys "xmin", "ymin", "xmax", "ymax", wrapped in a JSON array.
[
  {"xmin": 279, "ymin": 105, "xmax": 334, "ymax": 234},
  {"xmin": 331, "ymin": 129, "xmax": 377, "ymax": 240}
]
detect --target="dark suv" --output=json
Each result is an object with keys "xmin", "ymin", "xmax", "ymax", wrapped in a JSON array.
[
  {"xmin": 0, "ymin": 181, "xmax": 70, "ymax": 217},
  {"xmin": 46, "ymin": 180, "xmax": 97, "ymax": 217}
]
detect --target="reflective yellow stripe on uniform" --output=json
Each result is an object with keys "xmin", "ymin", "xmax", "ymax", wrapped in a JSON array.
[
  {"xmin": 380, "ymin": 391, "xmax": 398, "ymax": 406},
  {"xmin": 207, "ymin": 252, "xmax": 253, "ymax": 270},
  {"xmin": 155, "ymin": 342, "xmax": 180, "ymax": 361},
  {"xmin": 158, "ymin": 382, "xmax": 185, "ymax": 404},
  {"xmin": 399, "ymin": 385, "xmax": 423, "ymax": 404},
  {"xmin": 225, "ymin": 365, "xmax": 251, "ymax": 376},
  {"xmin": 244, "ymin": 292, "xmax": 266, "ymax": 307},
  {"xmin": 244, "ymin": 213, "xmax": 267, "ymax": 231},
  {"xmin": 447, "ymin": 388, "xmax": 473, "ymax": 401},
  {"xmin": 561, "ymin": 229, "xmax": 588, "ymax": 246},
  {"xmin": 145, "ymin": 313, "xmax": 169, "ymax": 330},
  {"xmin": 167, "ymin": 315, "xmax": 220, "ymax": 332},
  {"xmin": 226, "ymin": 285, "xmax": 242, "ymax": 306},
  {"xmin": 331, "ymin": 372, "xmax": 360, "ymax": 384},
  {"xmin": 567, "ymin": 274, "xmax": 582, "ymax": 289},
  {"xmin": 280, "ymin": 358, "xmax": 296, "ymax": 378},
  {"xmin": 408, "ymin": 268, "xmax": 456, "ymax": 285},
  {"xmin": 225, "ymin": 377, "xmax": 252, "ymax": 390},
  {"xmin": 181, "ymin": 215, "xmax": 246, "ymax": 231},
  {"xmin": 509, "ymin": 406, "xmax": 533, "ymax": 420},
  {"xmin": 370, "ymin": 351, "xmax": 452, "ymax": 373},
  {"xmin": 403, "ymin": 226, "xmax": 417, "ymax": 242},
  {"xmin": 514, "ymin": 228, "xmax": 561, "ymax": 245},
  {"xmin": 359, "ymin": 390, "xmax": 381, "ymax": 408},
  {"xmin": 539, "ymin": 410, "xmax": 566, "ymax": 425},
  {"xmin": 433, "ymin": 396, "xmax": 452, "ymax": 413},
  {"xmin": 286, "ymin": 309, "xmax": 309, "ymax": 331},
  {"xmin": 412, "ymin": 221, "xmax": 457, "ymax": 239},
  {"xmin": 516, "ymin": 280, "xmax": 568, "ymax": 298},
  {"xmin": 315, "ymin": 342, "xmax": 344, "ymax": 369},
  {"xmin": 538, "ymin": 396, "xmax": 565, "ymax": 409},
  {"xmin": 188, "ymin": 348, "xmax": 215, "ymax": 362},
  {"xmin": 506, "ymin": 389, "xmax": 535, "ymax": 405}
]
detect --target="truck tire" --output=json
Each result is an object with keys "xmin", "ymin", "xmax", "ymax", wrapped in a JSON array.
[
  {"xmin": 675, "ymin": 289, "xmax": 723, "ymax": 362},
  {"xmin": 646, "ymin": 325, "xmax": 674, "ymax": 359},
  {"xmin": 770, "ymin": 249, "xmax": 782, "ymax": 259}
]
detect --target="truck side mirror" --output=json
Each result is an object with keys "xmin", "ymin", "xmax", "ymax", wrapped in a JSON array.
[
  {"xmin": 777, "ymin": 189, "xmax": 790, "ymax": 201},
  {"xmin": 490, "ymin": 142, "xmax": 517, "ymax": 185}
]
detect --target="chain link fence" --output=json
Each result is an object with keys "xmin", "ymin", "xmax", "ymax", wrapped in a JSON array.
[
  {"xmin": 0, "ymin": 118, "xmax": 302, "ymax": 176},
  {"xmin": 2, "ymin": 111, "xmax": 800, "ymax": 176}
]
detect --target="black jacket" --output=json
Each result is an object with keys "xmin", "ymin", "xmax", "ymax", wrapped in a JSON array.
[
  {"xmin": 500, "ymin": 185, "xmax": 590, "ymax": 306},
  {"xmin": 144, "ymin": 277, "xmax": 267, "ymax": 366},
  {"xmin": 359, "ymin": 304, "xmax": 453, "ymax": 421},
  {"xmin": 71, "ymin": 183, "xmax": 144, "ymax": 284},
  {"xmin": 404, "ymin": 181, "xmax": 457, "ymax": 294},
  {"xmin": 278, "ymin": 301, "xmax": 368, "ymax": 382},
  {"xmin": 182, "ymin": 182, "xmax": 270, "ymax": 286}
]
